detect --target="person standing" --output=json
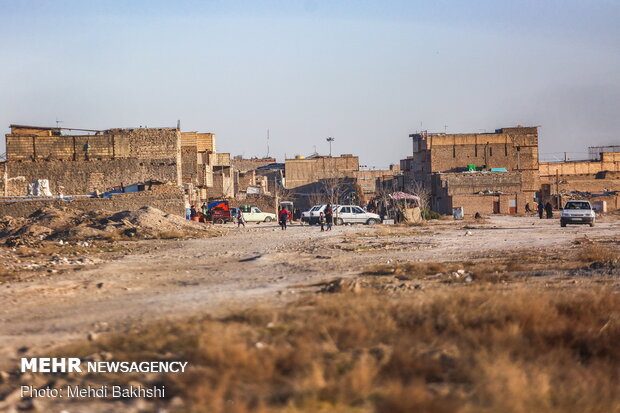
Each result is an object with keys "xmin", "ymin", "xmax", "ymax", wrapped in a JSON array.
[
  {"xmin": 279, "ymin": 207, "xmax": 290, "ymax": 230},
  {"xmin": 319, "ymin": 212, "xmax": 326, "ymax": 232},
  {"xmin": 537, "ymin": 202, "xmax": 544, "ymax": 219},
  {"xmin": 545, "ymin": 202, "xmax": 553, "ymax": 219},
  {"xmin": 237, "ymin": 209, "xmax": 245, "ymax": 228},
  {"xmin": 325, "ymin": 204, "xmax": 333, "ymax": 231}
]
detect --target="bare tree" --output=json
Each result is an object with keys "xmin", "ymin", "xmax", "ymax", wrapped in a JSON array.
[
  {"xmin": 321, "ymin": 172, "xmax": 348, "ymax": 205},
  {"xmin": 408, "ymin": 179, "xmax": 431, "ymax": 214}
]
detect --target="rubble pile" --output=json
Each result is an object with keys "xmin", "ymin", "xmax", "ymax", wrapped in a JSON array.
[{"xmin": 0, "ymin": 206, "xmax": 221, "ymax": 247}]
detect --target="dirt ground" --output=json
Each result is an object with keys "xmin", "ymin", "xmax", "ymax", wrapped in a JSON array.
[{"xmin": 1, "ymin": 214, "xmax": 618, "ymax": 375}]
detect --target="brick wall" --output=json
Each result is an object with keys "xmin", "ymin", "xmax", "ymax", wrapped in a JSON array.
[
  {"xmin": 1, "ymin": 158, "xmax": 179, "ymax": 196},
  {"xmin": 231, "ymin": 157, "xmax": 276, "ymax": 172},
  {"xmin": 3, "ymin": 128, "xmax": 182, "ymax": 197},
  {"xmin": 7, "ymin": 128, "xmax": 180, "ymax": 163},
  {"xmin": 0, "ymin": 189, "xmax": 185, "ymax": 218},
  {"xmin": 448, "ymin": 194, "xmax": 521, "ymax": 216},
  {"xmin": 284, "ymin": 156, "xmax": 360, "ymax": 189},
  {"xmin": 539, "ymin": 153, "xmax": 620, "ymax": 177},
  {"xmin": 181, "ymin": 147, "xmax": 198, "ymax": 185}
]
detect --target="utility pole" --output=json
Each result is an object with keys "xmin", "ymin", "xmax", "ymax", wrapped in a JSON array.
[
  {"xmin": 326, "ymin": 137, "xmax": 335, "ymax": 157},
  {"xmin": 266, "ymin": 129, "xmax": 270, "ymax": 158}
]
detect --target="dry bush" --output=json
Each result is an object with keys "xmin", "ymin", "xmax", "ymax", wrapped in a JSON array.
[
  {"xmin": 577, "ymin": 243, "xmax": 618, "ymax": 263},
  {"xmin": 364, "ymin": 262, "xmax": 447, "ymax": 278},
  {"xmin": 57, "ymin": 287, "xmax": 620, "ymax": 413}
]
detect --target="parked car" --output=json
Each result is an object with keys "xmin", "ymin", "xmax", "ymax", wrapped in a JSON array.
[
  {"xmin": 560, "ymin": 200, "xmax": 595, "ymax": 227},
  {"xmin": 239, "ymin": 205, "xmax": 277, "ymax": 223},
  {"xmin": 302, "ymin": 205, "xmax": 322, "ymax": 225},
  {"xmin": 334, "ymin": 205, "xmax": 381, "ymax": 225}
]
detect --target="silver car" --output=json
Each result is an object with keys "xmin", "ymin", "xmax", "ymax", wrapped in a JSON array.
[{"xmin": 334, "ymin": 205, "xmax": 381, "ymax": 225}]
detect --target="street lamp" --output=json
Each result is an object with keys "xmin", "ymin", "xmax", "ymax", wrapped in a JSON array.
[{"xmin": 326, "ymin": 137, "xmax": 335, "ymax": 157}]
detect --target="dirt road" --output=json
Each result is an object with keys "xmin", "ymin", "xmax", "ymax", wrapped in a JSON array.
[{"xmin": 1, "ymin": 216, "xmax": 618, "ymax": 369}]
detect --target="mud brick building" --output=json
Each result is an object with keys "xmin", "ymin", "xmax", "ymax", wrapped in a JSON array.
[
  {"xmin": 401, "ymin": 127, "xmax": 540, "ymax": 215},
  {"xmin": 231, "ymin": 156, "xmax": 277, "ymax": 172},
  {"xmin": 539, "ymin": 148, "xmax": 620, "ymax": 210},
  {"xmin": 179, "ymin": 131, "xmax": 232, "ymax": 203},
  {"xmin": 1, "ymin": 124, "xmax": 182, "ymax": 196},
  {"xmin": 284, "ymin": 154, "xmax": 398, "ymax": 208}
]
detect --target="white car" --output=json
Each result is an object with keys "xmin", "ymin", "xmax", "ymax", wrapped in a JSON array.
[
  {"xmin": 335, "ymin": 205, "xmax": 381, "ymax": 225},
  {"xmin": 242, "ymin": 206, "xmax": 277, "ymax": 223},
  {"xmin": 302, "ymin": 205, "xmax": 322, "ymax": 225},
  {"xmin": 560, "ymin": 200, "xmax": 595, "ymax": 227}
]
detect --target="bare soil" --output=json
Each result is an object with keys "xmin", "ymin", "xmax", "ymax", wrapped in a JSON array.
[
  {"xmin": 1, "ymin": 215, "xmax": 618, "ymax": 368},
  {"xmin": 0, "ymin": 214, "xmax": 618, "ymax": 412}
]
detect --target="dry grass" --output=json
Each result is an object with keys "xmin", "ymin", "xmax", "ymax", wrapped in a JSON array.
[
  {"xmin": 576, "ymin": 243, "xmax": 618, "ymax": 263},
  {"xmin": 59, "ymin": 287, "xmax": 620, "ymax": 413}
]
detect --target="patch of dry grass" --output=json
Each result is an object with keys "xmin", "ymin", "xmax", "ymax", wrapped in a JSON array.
[
  {"xmin": 57, "ymin": 287, "xmax": 620, "ymax": 413},
  {"xmin": 576, "ymin": 243, "xmax": 618, "ymax": 263}
]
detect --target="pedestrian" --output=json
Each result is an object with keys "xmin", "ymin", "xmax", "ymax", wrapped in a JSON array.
[
  {"xmin": 279, "ymin": 207, "xmax": 290, "ymax": 230},
  {"xmin": 545, "ymin": 202, "xmax": 553, "ymax": 219},
  {"xmin": 537, "ymin": 202, "xmax": 544, "ymax": 219},
  {"xmin": 325, "ymin": 203, "xmax": 333, "ymax": 231},
  {"xmin": 237, "ymin": 209, "xmax": 245, "ymax": 228},
  {"xmin": 319, "ymin": 212, "xmax": 326, "ymax": 232},
  {"xmin": 190, "ymin": 205, "xmax": 198, "ymax": 219},
  {"xmin": 201, "ymin": 202, "xmax": 208, "ymax": 216},
  {"xmin": 525, "ymin": 203, "xmax": 531, "ymax": 213}
]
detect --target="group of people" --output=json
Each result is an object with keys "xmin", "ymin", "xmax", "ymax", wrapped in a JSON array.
[{"xmin": 537, "ymin": 201, "xmax": 554, "ymax": 219}]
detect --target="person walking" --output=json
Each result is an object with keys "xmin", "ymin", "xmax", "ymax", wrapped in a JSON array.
[
  {"xmin": 537, "ymin": 202, "xmax": 544, "ymax": 219},
  {"xmin": 319, "ymin": 212, "xmax": 326, "ymax": 232},
  {"xmin": 237, "ymin": 209, "xmax": 245, "ymax": 228},
  {"xmin": 545, "ymin": 202, "xmax": 553, "ymax": 219},
  {"xmin": 279, "ymin": 207, "xmax": 290, "ymax": 230},
  {"xmin": 325, "ymin": 204, "xmax": 333, "ymax": 231}
]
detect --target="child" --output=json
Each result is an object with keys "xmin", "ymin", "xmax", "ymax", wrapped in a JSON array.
[{"xmin": 319, "ymin": 212, "xmax": 326, "ymax": 232}]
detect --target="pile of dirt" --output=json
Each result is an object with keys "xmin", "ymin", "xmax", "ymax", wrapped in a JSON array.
[{"xmin": 0, "ymin": 206, "xmax": 222, "ymax": 247}]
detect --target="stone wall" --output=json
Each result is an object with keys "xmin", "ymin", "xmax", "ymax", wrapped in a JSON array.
[{"xmin": 0, "ymin": 189, "xmax": 186, "ymax": 218}]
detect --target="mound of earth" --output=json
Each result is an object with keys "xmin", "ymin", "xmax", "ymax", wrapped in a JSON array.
[{"xmin": 0, "ymin": 206, "xmax": 222, "ymax": 247}]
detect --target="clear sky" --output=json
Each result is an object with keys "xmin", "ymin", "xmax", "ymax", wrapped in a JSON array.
[{"xmin": 1, "ymin": 0, "xmax": 619, "ymax": 166}]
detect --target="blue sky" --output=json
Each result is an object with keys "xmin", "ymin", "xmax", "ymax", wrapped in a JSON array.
[{"xmin": 1, "ymin": 0, "xmax": 619, "ymax": 166}]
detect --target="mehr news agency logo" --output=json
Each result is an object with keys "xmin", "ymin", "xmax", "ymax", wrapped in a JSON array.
[{"xmin": 19, "ymin": 357, "xmax": 188, "ymax": 399}]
